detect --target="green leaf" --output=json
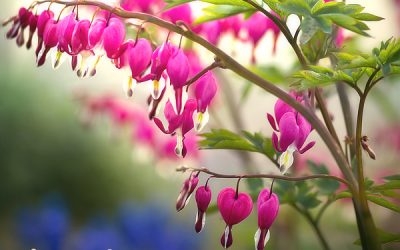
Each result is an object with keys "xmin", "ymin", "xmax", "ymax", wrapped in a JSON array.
[
  {"xmin": 371, "ymin": 180, "xmax": 400, "ymax": 191},
  {"xmin": 308, "ymin": 161, "xmax": 340, "ymax": 195},
  {"xmin": 335, "ymin": 191, "xmax": 352, "ymax": 200},
  {"xmin": 196, "ymin": 5, "xmax": 253, "ymax": 24},
  {"xmin": 367, "ymin": 195, "xmax": 400, "ymax": 213},
  {"xmin": 352, "ymin": 13, "xmax": 384, "ymax": 22},
  {"xmin": 200, "ymin": 129, "xmax": 277, "ymax": 160},
  {"xmin": 262, "ymin": 0, "xmax": 288, "ymax": 18},
  {"xmin": 384, "ymin": 175, "xmax": 400, "ymax": 181},
  {"xmin": 246, "ymin": 178, "xmax": 264, "ymax": 197},
  {"xmin": 295, "ymin": 181, "xmax": 321, "ymax": 209},
  {"xmin": 300, "ymin": 16, "xmax": 320, "ymax": 44},
  {"xmin": 354, "ymin": 229, "xmax": 400, "ymax": 245},
  {"xmin": 163, "ymin": 0, "xmax": 193, "ymax": 9},
  {"xmin": 200, "ymin": 129, "xmax": 257, "ymax": 152},
  {"xmin": 279, "ymin": 0, "xmax": 311, "ymax": 16}
]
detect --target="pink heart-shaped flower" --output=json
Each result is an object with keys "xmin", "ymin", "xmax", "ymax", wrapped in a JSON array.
[{"xmin": 217, "ymin": 187, "xmax": 253, "ymax": 226}]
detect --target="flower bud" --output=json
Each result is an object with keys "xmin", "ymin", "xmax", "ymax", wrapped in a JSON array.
[
  {"xmin": 176, "ymin": 172, "xmax": 199, "ymax": 211},
  {"xmin": 194, "ymin": 185, "xmax": 212, "ymax": 233},
  {"xmin": 255, "ymin": 189, "xmax": 279, "ymax": 250}
]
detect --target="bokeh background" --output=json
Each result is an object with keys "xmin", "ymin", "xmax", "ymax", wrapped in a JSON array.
[{"xmin": 0, "ymin": 0, "xmax": 399, "ymax": 249}]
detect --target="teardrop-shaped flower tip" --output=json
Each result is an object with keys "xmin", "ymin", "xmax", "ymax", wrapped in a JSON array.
[
  {"xmin": 217, "ymin": 187, "xmax": 253, "ymax": 248},
  {"xmin": 176, "ymin": 173, "xmax": 199, "ymax": 211},
  {"xmin": 103, "ymin": 18, "xmax": 126, "ymax": 59},
  {"xmin": 255, "ymin": 189, "xmax": 279, "ymax": 250},
  {"xmin": 195, "ymin": 185, "xmax": 212, "ymax": 233}
]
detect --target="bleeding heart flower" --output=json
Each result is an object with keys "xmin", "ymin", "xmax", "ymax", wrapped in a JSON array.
[
  {"xmin": 70, "ymin": 19, "xmax": 93, "ymax": 77},
  {"xmin": 154, "ymin": 99, "xmax": 197, "ymax": 157},
  {"xmin": 194, "ymin": 71, "xmax": 218, "ymax": 131},
  {"xmin": 103, "ymin": 17, "xmax": 126, "ymax": 59},
  {"xmin": 26, "ymin": 14, "xmax": 38, "ymax": 50},
  {"xmin": 15, "ymin": 8, "xmax": 32, "ymax": 47},
  {"xmin": 167, "ymin": 46, "xmax": 190, "ymax": 114},
  {"xmin": 255, "ymin": 189, "xmax": 280, "ymax": 250},
  {"xmin": 37, "ymin": 19, "xmax": 58, "ymax": 67},
  {"xmin": 176, "ymin": 172, "xmax": 199, "ymax": 211},
  {"xmin": 267, "ymin": 92, "xmax": 315, "ymax": 174},
  {"xmin": 144, "ymin": 42, "xmax": 172, "ymax": 100},
  {"xmin": 195, "ymin": 185, "xmax": 212, "ymax": 233},
  {"xmin": 35, "ymin": 10, "xmax": 54, "ymax": 60},
  {"xmin": 244, "ymin": 12, "xmax": 280, "ymax": 63},
  {"xmin": 217, "ymin": 187, "xmax": 253, "ymax": 248},
  {"xmin": 117, "ymin": 38, "xmax": 153, "ymax": 97}
]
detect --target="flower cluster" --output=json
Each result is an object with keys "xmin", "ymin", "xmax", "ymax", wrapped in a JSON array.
[
  {"xmin": 177, "ymin": 174, "xmax": 280, "ymax": 249},
  {"xmin": 267, "ymin": 92, "xmax": 315, "ymax": 174},
  {"xmin": 123, "ymin": 1, "xmax": 281, "ymax": 62},
  {"xmin": 5, "ymin": 4, "xmax": 221, "ymax": 158}
]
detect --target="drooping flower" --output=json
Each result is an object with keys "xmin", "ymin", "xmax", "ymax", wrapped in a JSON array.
[
  {"xmin": 219, "ymin": 15, "xmax": 242, "ymax": 39},
  {"xmin": 217, "ymin": 187, "xmax": 253, "ymax": 248},
  {"xmin": 194, "ymin": 185, "xmax": 212, "ymax": 233},
  {"xmin": 87, "ymin": 17, "xmax": 107, "ymax": 76},
  {"xmin": 267, "ymin": 93, "xmax": 315, "ymax": 174},
  {"xmin": 117, "ymin": 38, "xmax": 153, "ymax": 97},
  {"xmin": 167, "ymin": 46, "xmax": 190, "ymax": 114},
  {"xmin": 197, "ymin": 20, "xmax": 222, "ymax": 45},
  {"xmin": 147, "ymin": 42, "xmax": 172, "ymax": 100},
  {"xmin": 244, "ymin": 12, "xmax": 280, "ymax": 62},
  {"xmin": 35, "ymin": 10, "xmax": 54, "ymax": 60},
  {"xmin": 255, "ymin": 189, "xmax": 279, "ymax": 250},
  {"xmin": 103, "ymin": 17, "xmax": 126, "ymax": 59},
  {"xmin": 26, "ymin": 14, "xmax": 38, "ymax": 49},
  {"xmin": 176, "ymin": 172, "xmax": 199, "ymax": 211},
  {"xmin": 154, "ymin": 99, "xmax": 197, "ymax": 157},
  {"xmin": 53, "ymin": 12, "xmax": 77, "ymax": 69},
  {"xmin": 37, "ymin": 18, "xmax": 58, "ymax": 67},
  {"xmin": 194, "ymin": 71, "xmax": 218, "ymax": 132}
]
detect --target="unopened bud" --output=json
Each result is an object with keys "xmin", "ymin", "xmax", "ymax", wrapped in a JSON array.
[{"xmin": 361, "ymin": 136, "xmax": 376, "ymax": 160}]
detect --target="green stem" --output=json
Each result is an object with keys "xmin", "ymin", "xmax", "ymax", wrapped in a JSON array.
[
  {"xmin": 292, "ymin": 204, "xmax": 331, "ymax": 250},
  {"xmin": 351, "ymin": 69, "xmax": 381, "ymax": 249}
]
